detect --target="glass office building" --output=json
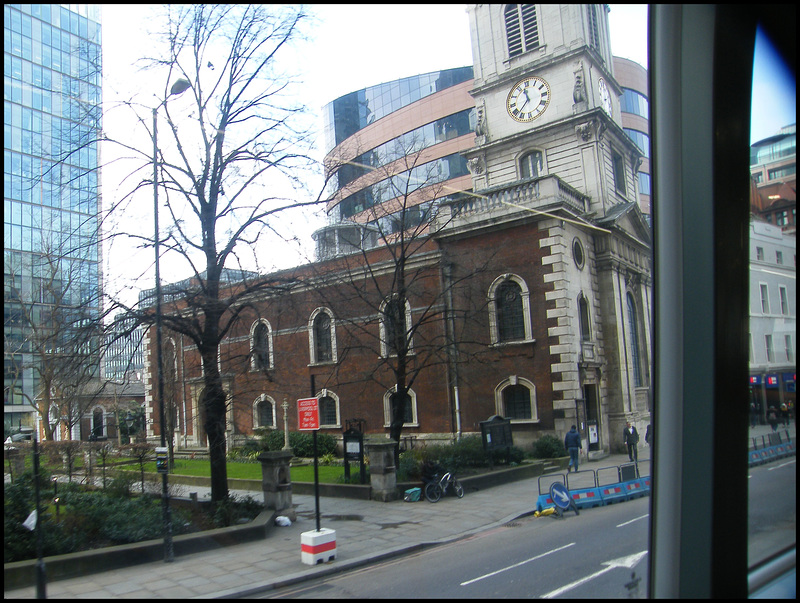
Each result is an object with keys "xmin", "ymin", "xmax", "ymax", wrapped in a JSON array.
[
  {"xmin": 320, "ymin": 67, "xmax": 475, "ymax": 238},
  {"xmin": 4, "ymin": 5, "xmax": 103, "ymax": 432}
]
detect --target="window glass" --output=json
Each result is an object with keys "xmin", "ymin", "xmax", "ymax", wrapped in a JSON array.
[
  {"xmin": 520, "ymin": 150, "xmax": 543, "ymax": 179},
  {"xmin": 626, "ymin": 293, "xmax": 643, "ymax": 386},
  {"xmin": 612, "ymin": 151, "xmax": 627, "ymax": 195},
  {"xmin": 624, "ymin": 128, "xmax": 650, "ymax": 158},
  {"xmin": 747, "ymin": 20, "xmax": 796, "ymax": 573},
  {"xmin": 497, "ymin": 280, "xmax": 525, "ymax": 342},
  {"xmin": 319, "ymin": 396, "xmax": 337, "ymax": 426},
  {"xmin": 503, "ymin": 384, "xmax": 532, "ymax": 419},
  {"xmin": 314, "ymin": 312, "xmax": 333, "ymax": 362},
  {"xmin": 253, "ymin": 323, "xmax": 270, "ymax": 370},
  {"xmin": 258, "ymin": 400, "xmax": 273, "ymax": 427}
]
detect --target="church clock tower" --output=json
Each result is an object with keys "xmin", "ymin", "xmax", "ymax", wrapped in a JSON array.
[
  {"xmin": 465, "ymin": 4, "xmax": 636, "ymax": 211},
  {"xmin": 456, "ymin": 4, "xmax": 652, "ymax": 455}
]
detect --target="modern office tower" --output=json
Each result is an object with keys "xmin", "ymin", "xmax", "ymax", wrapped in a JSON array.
[
  {"xmin": 750, "ymin": 123, "xmax": 796, "ymax": 232},
  {"xmin": 103, "ymin": 313, "xmax": 144, "ymax": 384},
  {"xmin": 315, "ymin": 67, "xmax": 475, "ymax": 258},
  {"xmin": 614, "ymin": 56, "xmax": 651, "ymax": 224},
  {"xmin": 4, "ymin": 5, "xmax": 103, "ymax": 436}
]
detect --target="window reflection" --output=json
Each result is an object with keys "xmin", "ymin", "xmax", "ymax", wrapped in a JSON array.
[{"xmin": 747, "ymin": 22, "xmax": 796, "ymax": 570}]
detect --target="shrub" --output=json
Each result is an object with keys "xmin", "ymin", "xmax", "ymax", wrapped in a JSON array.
[
  {"xmin": 420, "ymin": 435, "xmax": 491, "ymax": 473},
  {"xmin": 397, "ymin": 451, "xmax": 422, "ymax": 481},
  {"xmin": 530, "ymin": 434, "xmax": 567, "ymax": 459},
  {"xmin": 318, "ymin": 452, "xmax": 339, "ymax": 466},
  {"xmin": 259, "ymin": 430, "xmax": 337, "ymax": 457},
  {"xmin": 227, "ymin": 439, "xmax": 261, "ymax": 462},
  {"xmin": 105, "ymin": 471, "xmax": 136, "ymax": 498},
  {"xmin": 211, "ymin": 494, "xmax": 263, "ymax": 527}
]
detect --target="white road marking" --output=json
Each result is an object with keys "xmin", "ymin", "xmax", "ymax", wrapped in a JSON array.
[
  {"xmin": 460, "ymin": 542, "xmax": 576, "ymax": 586},
  {"xmin": 616, "ymin": 513, "xmax": 649, "ymax": 528},
  {"xmin": 541, "ymin": 551, "xmax": 648, "ymax": 599},
  {"xmin": 768, "ymin": 459, "xmax": 796, "ymax": 471}
]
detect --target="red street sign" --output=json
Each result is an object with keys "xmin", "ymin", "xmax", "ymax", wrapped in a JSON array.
[{"xmin": 297, "ymin": 398, "xmax": 320, "ymax": 431}]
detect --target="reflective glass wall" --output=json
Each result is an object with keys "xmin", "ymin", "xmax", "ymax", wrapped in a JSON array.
[{"xmin": 4, "ymin": 4, "xmax": 103, "ymax": 430}]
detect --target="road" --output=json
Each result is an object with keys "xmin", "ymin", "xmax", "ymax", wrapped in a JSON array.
[
  {"xmin": 253, "ymin": 497, "xmax": 651, "ymax": 599},
  {"xmin": 748, "ymin": 456, "xmax": 796, "ymax": 566},
  {"xmin": 249, "ymin": 454, "xmax": 795, "ymax": 599}
]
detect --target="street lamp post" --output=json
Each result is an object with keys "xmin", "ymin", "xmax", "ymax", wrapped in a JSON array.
[{"xmin": 152, "ymin": 78, "xmax": 191, "ymax": 563}]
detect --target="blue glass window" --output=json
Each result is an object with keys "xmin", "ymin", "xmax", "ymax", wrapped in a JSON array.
[
  {"xmin": 325, "ymin": 67, "xmax": 473, "ymax": 151},
  {"xmin": 624, "ymin": 128, "xmax": 650, "ymax": 158},
  {"xmin": 620, "ymin": 88, "xmax": 649, "ymax": 118}
]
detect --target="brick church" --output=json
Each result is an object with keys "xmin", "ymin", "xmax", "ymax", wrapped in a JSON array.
[{"xmin": 144, "ymin": 5, "xmax": 652, "ymax": 456}]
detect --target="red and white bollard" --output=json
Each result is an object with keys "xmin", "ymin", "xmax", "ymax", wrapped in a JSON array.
[{"xmin": 301, "ymin": 528, "xmax": 336, "ymax": 565}]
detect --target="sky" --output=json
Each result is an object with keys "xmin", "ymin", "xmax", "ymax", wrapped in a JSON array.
[{"xmin": 98, "ymin": 4, "xmax": 794, "ymax": 307}]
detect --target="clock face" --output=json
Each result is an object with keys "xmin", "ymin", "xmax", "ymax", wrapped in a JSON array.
[
  {"xmin": 506, "ymin": 76, "xmax": 551, "ymax": 122},
  {"xmin": 598, "ymin": 78, "xmax": 612, "ymax": 116}
]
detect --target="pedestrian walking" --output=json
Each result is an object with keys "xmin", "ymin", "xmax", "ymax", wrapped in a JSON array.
[
  {"xmin": 623, "ymin": 421, "xmax": 639, "ymax": 462},
  {"xmin": 645, "ymin": 423, "xmax": 652, "ymax": 448},
  {"xmin": 767, "ymin": 407, "xmax": 778, "ymax": 432},
  {"xmin": 749, "ymin": 403, "xmax": 758, "ymax": 428},
  {"xmin": 564, "ymin": 425, "xmax": 582, "ymax": 473},
  {"xmin": 779, "ymin": 403, "xmax": 789, "ymax": 427}
]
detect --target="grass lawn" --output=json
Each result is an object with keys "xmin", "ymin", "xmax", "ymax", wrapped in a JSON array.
[{"xmin": 116, "ymin": 459, "xmax": 348, "ymax": 483}]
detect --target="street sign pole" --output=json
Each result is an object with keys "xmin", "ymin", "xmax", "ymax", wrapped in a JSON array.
[
  {"xmin": 298, "ymin": 388, "xmax": 321, "ymax": 531},
  {"xmin": 313, "ymin": 429, "xmax": 320, "ymax": 531},
  {"xmin": 311, "ymin": 375, "xmax": 320, "ymax": 532}
]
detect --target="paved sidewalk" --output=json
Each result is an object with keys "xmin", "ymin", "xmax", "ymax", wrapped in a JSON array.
[
  {"xmin": 5, "ymin": 424, "xmax": 793, "ymax": 599},
  {"xmin": 5, "ymin": 451, "xmax": 650, "ymax": 599}
]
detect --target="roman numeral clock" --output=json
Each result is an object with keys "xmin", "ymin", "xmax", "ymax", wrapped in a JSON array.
[{"xmin": 506, "ymin": 76, "xmax": 551, "ymax": 122}]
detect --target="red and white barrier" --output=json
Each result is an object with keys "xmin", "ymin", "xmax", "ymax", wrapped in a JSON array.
[{"xmin": 301, "ymin": 528, "xmax": 336, "ymax": 565}]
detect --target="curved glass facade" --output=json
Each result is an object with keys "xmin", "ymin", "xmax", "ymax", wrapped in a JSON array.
[
  {"xmin": 335, "ymin": 108, "xmax": 475, "ymax": 191},
  {"xmin": 323, "ymin": 66, "xmax": 473, "ymax": 153},
  {"xmin": 619, "ymin": 88, "xmax": 648, "ymax": 119},
  {"xmin": 339, "ymin": 152, "xmax": 470, "ymax": 219}
]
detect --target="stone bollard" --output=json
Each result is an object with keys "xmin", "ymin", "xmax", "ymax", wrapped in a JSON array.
[
  {"xmin": 257, "ymin": 449, "xmax": 295, "ymax": 520},
  {"xmin": 84, "ymin": 450, "xmax": 94, "ymax": 477},
  {"xmin": 366, "ymin": 441, "xmax": 398, "ymax": 502}
]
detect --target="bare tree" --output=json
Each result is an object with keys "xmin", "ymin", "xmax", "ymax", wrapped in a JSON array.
[
  {"xmin": 121, "ymin": 442, "xmax": 156, "ymax": 495},
  {"xmin": 310, "ymin": 141, "xmax": 496, "ymax": 464},
  {"xmin": 106, "ymin": 5, "xmax": 324, "ymax": 502}
]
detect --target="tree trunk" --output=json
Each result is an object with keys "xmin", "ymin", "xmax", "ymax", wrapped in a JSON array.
[{"xmin": 202, "ymin": 359, "xmax": 229, "ymax": 502}]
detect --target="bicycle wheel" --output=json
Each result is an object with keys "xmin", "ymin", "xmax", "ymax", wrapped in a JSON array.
[
  {"xmin": 424, "ymin": 482, "xmax": 442, "ymax": 503},
  {"xmin": 453, "ymin": 479, "xmax": 465, "ymax": 498}
]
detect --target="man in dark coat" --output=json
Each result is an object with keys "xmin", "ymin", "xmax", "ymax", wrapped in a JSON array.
[
  {"xmin": 623, "ymin": 422, "xmax": 639, "ymax": 462},
  {"xmin": 564, "ymin": 425, "xmax": 582, "ymax": 472}
]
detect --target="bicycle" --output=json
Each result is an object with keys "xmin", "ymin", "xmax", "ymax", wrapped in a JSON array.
[{"xmin": 423, "ymin": 470, "xmax": 465, "ymax": 502}]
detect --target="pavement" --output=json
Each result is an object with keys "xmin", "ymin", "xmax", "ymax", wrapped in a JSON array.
[{"xmin": 4, "ymin": 422, "xmax": 794, "ymax": 599}]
